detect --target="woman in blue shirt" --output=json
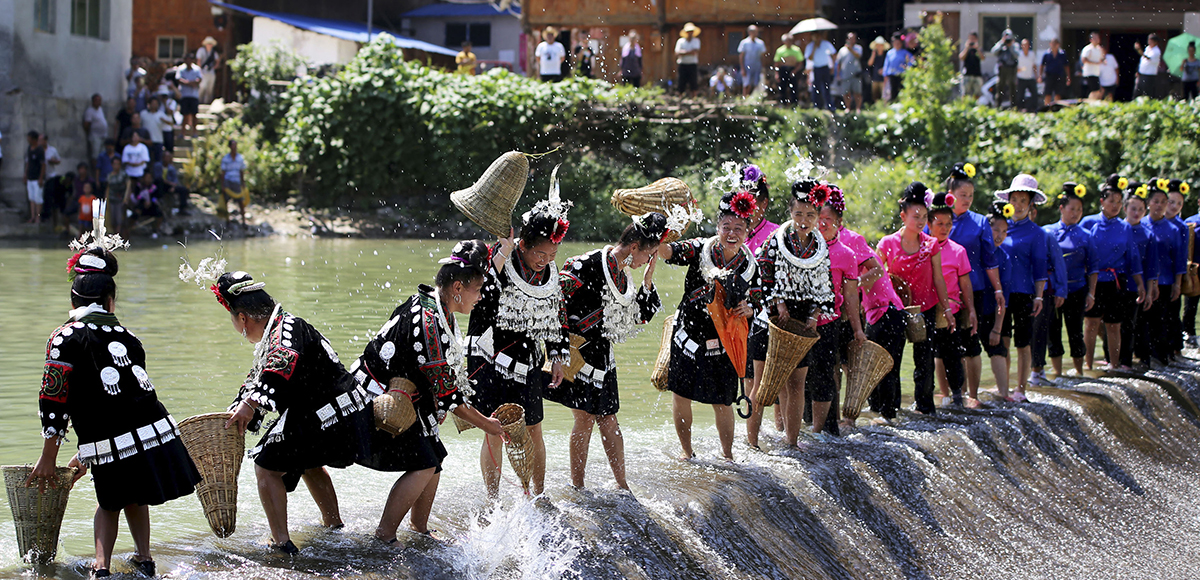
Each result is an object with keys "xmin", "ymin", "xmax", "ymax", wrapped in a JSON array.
[
  {"xmin": 985, "ymin": 202, "xmax": 1012, "ymax": 400},
  {"xmin": 1146, "ymin": 184, "xmax": 1185, "ymax": 366},
  {"xmin": 996, "ymin": 174, "xmax": 1048, "ymax": 402},
  {"xmin": 1040, "ymin": 184, "xmax": 1093, "ymax": 378},
  {"xmin": 1084, "ymin": 176, "xmax": 1145, "ymax": 371},
  {"xmin": 1165, "ymin": 179, "xmax": 1189, "ymax": 359},
  {"xmin": 1029, "ymin": 203, "xmax": 1068, "ymax": 387},
  {"xmin": 1116, "ymin": 182, "xmax": 1157, "ymax": 368}
]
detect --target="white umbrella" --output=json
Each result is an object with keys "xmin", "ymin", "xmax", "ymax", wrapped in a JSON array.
[{"xmin": 790, "ymin": 18, "xmax": 838, "ymax": 36}]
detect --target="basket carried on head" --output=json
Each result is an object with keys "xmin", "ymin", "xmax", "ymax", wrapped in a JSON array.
[
  {"xmin": 178, "ymin": 412, "xmax": 244, "ymax": 538},
  {"xmin": 843, "ymin": 340, "xmax": 894, "ymax": 422},
  {"xmin": 611, "ymin": 178, "xmax": 696, "ymax": 243},
  {"xmin": 3, "ymin": 465, "xmax": 76, "ymax": 562},
  {"xmin": 494, "ymin": 403, "xmax": 535, "ymax": 492},
  {"xmin": 651, "ymin": 314, "xmax": 676, "ymax": 391},
  {"xmin": 451, "ymin": 151, "xmax": 529, "ymax": 238},
  {"xmin": 754, "ymin": 317, "xmax": 820, "ymax": 408},
  {"xmin": 904, "ymin": 306, "xmax": 927, "ymax": 343},
  {"xmin": 541, "ymin": 334, "xmax": 587, "ymax": 382},
  {"xmin": 374, "ymin": 378, "xmax": 419, "ymax": 436}
]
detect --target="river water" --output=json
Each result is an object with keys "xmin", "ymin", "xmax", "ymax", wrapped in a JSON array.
[{"xmin": 2, "ymin": 238, "xmax": 1200, "ymax": 579}]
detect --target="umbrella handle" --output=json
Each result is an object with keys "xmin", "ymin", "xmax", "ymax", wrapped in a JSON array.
[{"xmin": 735, "ymin": 379, "xmax": 752, "ymax": 419}]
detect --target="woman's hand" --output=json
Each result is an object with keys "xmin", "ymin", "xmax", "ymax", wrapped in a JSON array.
[
  {"xmin": 481, "ymin": 416, "xmax": 507, "ymax": 440},
  {"xmin": 775, "ymin": 301, "xmax": 790, "ymax": 324},
  {"xmin": 549, "ymin": 362, "xmax": 565, "ymax": 389},
  {"xmin": 643, "ymin": 254, "xmax": 657, "ymax": 287},
  {"xmin": 853, "ymin": 328, "xmax": 867, "ymax": 344},
  {"xmin": 732, "ymin": 300, "xmax": 753, "ymax": 318},
  {"xmin": 1172, "ymin": 283, "xmax": 1181, "ymax": 303},
  {"xmin": 968, "ymin": 311, "xmax": 979, "ymax": 336},
  {"xmin": 224, "ymin": 400, "xmax": 256, "ymax": 435},
  {"xmin": 498, "ymin": 227, "xmax": 515, "ymax": 256},
  {"xmin": 988, "ymin": 328, "xmax": 1002, "ymax": 347},
  {"xmin": 25, "ymin": 455, "xmax": 59, "ymax": 493},
  {"xmin": 804, "ymin": 316, "xmax": 818, "ymax": 330},
  {"xmin": 1085, "ymin": 293, "xmax": 1095, "ymax": 311},
  {"xmin": 1054, "ymin": 296, "xmax": 1065, "ymax": 308},
  {"xmin": 66, "ymin": 455, "xmax": 87, "ymax": 488},
  {"xmin": 1031, "ymin": 297, "xmax": 1044, "ymax": 318}
]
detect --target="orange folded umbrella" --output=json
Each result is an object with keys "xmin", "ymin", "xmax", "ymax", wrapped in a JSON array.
[{"xmin": 707, "ymin": 281, "xmax": 748, "ymax": 379}]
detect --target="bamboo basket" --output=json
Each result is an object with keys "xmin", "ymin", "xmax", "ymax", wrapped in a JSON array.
[
  {"xmin": 611, "ymin": 178, "xmax": 696, "ymax": 242},
  {"xmin": 374, "ymin": 378, "xmax": 419, "ymax": 436},
  {"xmin": 541, "ymin": 334, "xmax": 587, "ymax": 381},
  {"xmin": 843, "ymin": 340, "xmax": 894, "ymax": 421},
  {"xmin": 753, "ymin": 317, "xmax": 820, "ymax": 408},
  {"xmin": 651, "ymin": 314, "xmax": 676, "ymax": 391},
  {"xmin": 494, "ymin": 403, "xmax": 534, "ymax": 491},
  {"xmin": 450, "ymin": 151, "xmax": 529, "ymax": 238},
  {"xmin": 3, "ymin": 465, "xmax": 75, "ymax": 562},
  {"xmin": 452, "ymin": 413, "xmax": 475, "ymax": 433},
  {"xmin": 934, "ymin": 304, "xmax": 949, "ymax": 329},
  {"xmin": 178, "ymin": 412, "xmax": 244, "ymax": 538},
  {"xmin": 890, "ymin": 274, "xmax": 912, "ymax": 306},
  {"xmin": 904, "ymin": 306, "xmax": 927, "ymax": 343}
]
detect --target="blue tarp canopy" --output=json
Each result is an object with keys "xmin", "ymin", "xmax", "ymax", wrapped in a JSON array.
[
  {"xmin": 209, "ymin": 0, "xmax": 458, "ymax": 56},
  {"xmin": 401, "ymin": 3, "xmax": 520, "ymax": 18}
]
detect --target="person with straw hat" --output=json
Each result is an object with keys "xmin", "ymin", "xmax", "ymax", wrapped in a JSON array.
[
  {"xmin": 994, "ymin": 174, "xmax": 1048, "ymax": 401},
  {"xmin": 351, "ymin": 241, "xmax": 505, "ymax": 544},
  {"xmin": 196, "ymin": 36, "xmax": 220, "ymax": 104},
  {"xmin": 216, "ymin": 271, "xmax": 372, "ymax": 554},
  {"xmin": 545, "ymin": 213, "xmax": 668, "ymax": 490},
  {"xmin": 1080, "ymin": 175, "xmax": 1144, "ymax": 372},
  {"xmin": 29, "ymin": 222, "xmax": 201, "ymax": 579},
  {"xmin": 467, "ymin": 176, "xmax": 572, "ymax": 498},
  {"xmin": 867, "ymin": 36, "xmax": 889, "ymax": 103},
  {"xmin": 675, "ymin": 23, "xmax": 702, "ymax": 97},
  {"xmin": 659, "ymin": 189, "xmax": 761, "ymax": 460}
]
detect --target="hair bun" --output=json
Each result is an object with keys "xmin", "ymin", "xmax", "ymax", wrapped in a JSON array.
[
  {"xmin": 444, "ymin": 240, "xmax": 489, "ymax": 273},
  {"xmin": 949, "ymin": 162, "xmax": 976, "ymax": 180},
  {"xmin": 901, "ymin": 181, "xmax": 929, "ymax": 205},
  {"xmin": 68, "ymin": 247, "xmax": 119, "ymax": 279},
  {"xmin": 633, "ymin": 212, "xmax": 670, "ymax": 241}
]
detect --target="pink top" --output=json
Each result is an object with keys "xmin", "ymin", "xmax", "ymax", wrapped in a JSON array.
[
  {"xmin": 936, "ymin": 239, "xmax": 972, "ymax": 314},
  {"xmin": 877, "ymin": 230, "xmax": 942, "ymax": 312},
  {"xmin": 747, "ymin": 219, "xmax": 779, "ymax": 254},
  {"xmin": 820, "ymin": 236, "xmax": 861, "ymax": 325},
  {"xmin": 841, "ymin": 227, "xmax": 904, "ymax": 325}
]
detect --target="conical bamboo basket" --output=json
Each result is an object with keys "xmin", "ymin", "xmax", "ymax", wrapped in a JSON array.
[
  {"xmin": 451, "ymin": 151, "xmax": 528, "ymax": 238},
  {"xmin": 3, "ymin": 465, "xmax": 75, "ymax": 562},
  {"xmin": 843, "ymin": 340, "xmax": 893, "ymax": 421},
  {"xmin": 651, "ymin": 314, "xmax": 676, "ymax": 391},
  {"xmin": 494, "ymin": 403, "xmax": 534, "ymax": 491},
  {"xmin": 753, "ymin": 317, "xmax": 820, "ymax": 408},
  {"xmin": 611, "ymin": 178, "xmax": 696, "ymax": 242},
  {"xmin": 374, "ymin": 378, "xmax": 419, "ymax": 436},
  {"xmin": 904, "ymin": 306, "xmax": 927, "ymax": 343},
  {"xmin": 178, "ymin": 412, "xmax": 244, "ymax": 538}
]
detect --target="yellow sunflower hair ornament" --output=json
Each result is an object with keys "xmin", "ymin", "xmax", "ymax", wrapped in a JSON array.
[
  {"xmin": 1135, "ymin": 185, "xmax": 1149, "ymax": 199},
  {"xmin": 1157, "ymin": 178, "xmax": 1170, "ymax": 192},
  {"xmin": 963, "ymin": 163, "xmax": 976, "ymax": 179},
  {"xmin": 1183, "ymin": 182, "xmax": 1191, "ymax": 195},
  {"xmin": 1002, "ymin": 203, "xmax": 1015, "ymax": 218},
  {"xmin": 1117, "ymin": 177, "xmax": 1129, "ymax": 190},
  {"xmin": 1074, "ymin": 184, "xmax": 1086, "ymax": 197}
]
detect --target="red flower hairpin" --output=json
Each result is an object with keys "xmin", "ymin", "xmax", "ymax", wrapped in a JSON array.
[
  {"xmin": 945, "ymin": 193, "xmax": 957, "ymax": 207},
  {"xmin": 810, "ymin": 184, "xmax": 833, "ymax": 207},
  {"xmin": 731, "ymin": 191, "xmax": 756, "ymax": 219},
  {"xmin": 65, "ymin": 250, "xmax": 83, "ymax": 278},
  {"xmin": 551, "ymin": 218, "xmax": 570, "ymax": 244},
  {"xmin": 211, "ymin": 283, "xmax": 231, "ymax": 312}
]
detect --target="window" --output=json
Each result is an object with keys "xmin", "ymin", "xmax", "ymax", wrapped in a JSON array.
[
  {"xmin": 34, "ymin": 0, "xmax": 55, "ymax": 33},
  {"xmin": 445, "ymin": 22, "xmax": 491, "ymax": 48},
  {"xmin": 728, "ymin": 31, "xmax": 745, "ymax": 55},
  {"xmin": 981, "ymin": 15, "xmax": 1034, "ymax": 50},
  {"xmin": 71, "ymin": 0, "xmax": 110, "ymax": 40},
  {"xmin": 157, "ymin": 36, "xmax": 186, "ymax": 61}
]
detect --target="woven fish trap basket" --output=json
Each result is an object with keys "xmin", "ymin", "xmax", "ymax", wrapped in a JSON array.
[
  {"xmin": 754, "ymin": 317, "xmax": 820, "ymax": 408},
  {"xmin": 374, "ymin": 378, "xmax": 419, "ymax": 436},
  {"xmin": 178, "ymin": 412, "xmax": 244, "ymax": 538},
  {"xmin": 452, "ymin": 413, "xmax": 475, "ymax": 433},
  {"xmin": 651, "ymin": 314, "xmax": 676, "ymax": 391},
  {"xmin": 3, "ymin": 465, "xmax": 75, "ymax": 562},
  {"xmin": 494, "ymin": 403, "xmax": 534, "ymax": 491},
  {"xmin": 904, "ymin": 306, "xmax": 927, "ymax": 343},
  {"xmin": 843, "ymin": 340, "xmax": 894, "ymax": 421},
  {"xmin": 611, "ymin": 178, "xmax": 696, "ymax": 242},
  {"xmin": 542, "ymin": 334, "xmax": 587, "ymax": 381},
  {"xmin": 451, "ymin": 151, "xmax": 529, "ymax": 238},
  {"xmin": 934, "ymin": 304, "xmax": 949, "ymax": 329}
]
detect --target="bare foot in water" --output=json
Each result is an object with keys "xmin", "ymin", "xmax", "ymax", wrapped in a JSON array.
[{"xmin": 965, "ymin": 397, "xmax": 982, "ymax": 409}]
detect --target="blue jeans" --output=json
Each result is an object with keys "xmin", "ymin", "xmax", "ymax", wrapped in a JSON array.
[{"xmin": 811, "ymin": 66, "xmax": 833, "ymax": 111}]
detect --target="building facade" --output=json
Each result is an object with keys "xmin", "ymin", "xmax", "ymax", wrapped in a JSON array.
[{"xmin": 400, "ymin": 4, "xmax": 523, "ymax": 73}]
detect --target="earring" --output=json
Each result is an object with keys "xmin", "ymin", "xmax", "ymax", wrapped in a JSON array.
[
  {"xmin": 454, "ymin": 294, "xmax": 462, "ymax": 304},
  {"xmin": 623, "ymin": 254, "xmax": 633, "ymax": 266}
]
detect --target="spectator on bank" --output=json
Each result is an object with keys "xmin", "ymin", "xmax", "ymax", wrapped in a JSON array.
[
  {"xmin": 675, "ymin": 23, "xmax": 702, "ymax": 97},
  {"xmin": 905, "ymin": 30, "xmax": 921, "ymax": 57},
  {"xmin": 960, "ymin": 32, "xmax": 984, "ymax": 101},
  {"xmin": 129, "ymin": 173, "xmax": 165, "ymax": 233},
  {"xmin": 1100, "ymin": 51, "xmax": 1120, "ymax": 101},
  {"xmin": 96, "ymin": 139, "xmax": 115, "ymax": 198},
  {"xmin": 883, "ymin": 32, "xmax": 913, "ymax": 101},
  {"xmin": 121, "ymin": 131, "xmax": 150, "ymax": 182},
  {"xmin": 1179, "ymin": 42, "xmax": 1199, "ymax": 100},
  {"xmin": 775, "ymin": 34, "xmax": 803, "ymax": 106},
  {"xmin": 867, "ymin": 36, "xmax": 888, "ymax": 102},
  {"xmin": 177, "ymin": 53, "xmax": 204, "ymax": 138},
  {"xmin": 39, "ymin": 134, "xmax": 61, "ymax": 178},
  {"xmin": 73, "ymin": 162, "xmax": 96, "ymax": 205},
  {"xmin": 1135, "ymin": 34, "xmax": 1162, "ymax": 99},
  {"xmin": 709, "ymin": 67, "xmax": 735, "ymax": 98},
  {"xmin": 115, "ymin": 97, "xmax": 136, "ymax": 143},
  {"xmin": 141, "ymin": 96, "xmax": 172, "ymax": 168},
  {"xmin": 574, "ymin": 33, "xmax": 595, "ymax": 79},
  {"xmin": 219, "ymin": 140, "xmax": 248, "ymax": 223},
  {"xmin": 805, "ymin": 31, "xmax": 837, "ymax": 111},
  {"xmin": 25, "ymin": 131, "xmax": 45, "ymax": 224},
  {"xmin": 1015, "ymin": 39, "xmax": 1038, "ymax": 111},
  {"xmin": 992, "ymin": 30, "xmax": 1019, "ymax": 109},
  {"xmin": 160, "ymin": 92, "xmax": 178, "ymax": 154},
  {"xmin": 125, "ymin": 57, "xmax": 145, "ymax": 100},
  {"xmin": 106, "ymin": 157, "xmax": 128, "ymax": 233},
  {"xmin": 119, "ymin": 112, "xmax": 151, "ymax": 150},
  {"xmin": 1080, "ymin": 32, "xmax": 1106, "ymax": 100},
  {"xmin": 197, "ymin": 37, "xmax": 220, "ymax": 104},
  {"xmin": 41, "ymin": 171, "xmax": 74, "ymax": 232},
  {"xmin": 82, "ymin": 94, "xmax": 108, "ymax": 171},
  {"xmin": 1040, "ymin": 38, "xmax": 1071, "ymax": 106},
  {"xmin": 833, "ymin": 32, "xmax": 863, "ymax": 112},
  {"xmin": 738, "ymin": 25, "xmax": 767, "ymax": 97},
  {"xmin": 77, "ymin": 181, "xmax": 97, "ymax": 233},
  {"xmin": 536, "ymin": 27, "xmax": 566, "ymax": 83},
  {"xmin": 621, "ymin": 31, "xmax": 643, "ymax": 87},
  {"xmin": 161, "ymin": 151, "xmax": 190, "ymax": 215},
  {"xmin": 456, "ymin": 41, "xmax": 477, "ymax": 75}
]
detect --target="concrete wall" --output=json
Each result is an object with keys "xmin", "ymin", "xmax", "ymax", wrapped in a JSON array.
[
  {"xmin": 402, "ymin": 15, "xmax": 522, "ymax": 68},
  {"xmin": 905, "ymin": 2, "xmax": 1061, "ymax": 71},
  {"xmin": 1187, "ymin": 12, "xmax": 1200, "ymax": 36},
  {"xmin": 0, "ymin": 0, "xmax": 132, "ymax": 217}
]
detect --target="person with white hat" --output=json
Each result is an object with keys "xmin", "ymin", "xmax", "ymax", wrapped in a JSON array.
[
  {"xmin": 675, "ymin": 23, "xmax": 702, "ymax": 97},
  {"xmin": 995, "ymin": 174, "xmax": 1048, "ymax": 401},
  {"xmin": 196, "ymin": 36, "xmax": 220, "ymax": 104}
]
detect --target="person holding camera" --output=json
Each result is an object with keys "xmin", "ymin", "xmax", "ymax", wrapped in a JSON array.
[
  {"xmin": 991, "ymin": 30, "xmax": 1019, "ymax": 109},
  {"xmin": 960, "ymin": 32, "xmax": 983, "ymax": 100}
]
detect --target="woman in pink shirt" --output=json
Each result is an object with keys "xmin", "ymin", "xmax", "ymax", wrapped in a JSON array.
[
  {"xmin": 876, "ymin": 182, "xmax": 953, "ymax": 415},
  {"xmin": 928, "ymin": 192, "xmax": 978, "ymax": 408},
  {"xmin": 743, "ymin": 165, "xmax": 783, "ymax": 444},
  {"xmin": 817, "ymin": 187, "xmax": 867, "ymax": 432}
]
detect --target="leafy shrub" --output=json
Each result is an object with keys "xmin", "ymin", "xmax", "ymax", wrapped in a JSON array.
[{"xmin": 184, "ymin": 116, "xmax": 294, "ymax": 202}]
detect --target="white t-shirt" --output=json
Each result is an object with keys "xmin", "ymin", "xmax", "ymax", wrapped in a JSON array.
[
  {"xmin": 675, "ymin": 37, "xmax": 700, "ymax": 65},
  {"xmin": 1080, "ymin": 44, "xmax": 1105, "ymax": 77},
  {"xmin": 1016, "ymin": 49, "xmax": 1037, "ymax": 80},
  {"xmin": 1139, "ymin": 45, "xmax": 1161, "ymax": 75},
  {"xmin": 1100, "ymin": 54, "xmax": 1119, "ymax": 87},
  {"xmin": 122, "ymin": 143, "xmax": 150, "ymax": 178},
  {"xmin": 83, "ymin": 106, "xmax": 108, "ymax": 139},
  {"xmin": 709, "ymin": 73, "xmax": 734, "ymax": 92},
  {"xmin": 535, "ymin": 41, "xmax": 565, "ymax": 76},
  {"xmin": 140, "ymin": 108, "xmax": 171, "ymax": 143},
  {"xmin": 44, "ymin": 146, "xmax": 61, "ymax": 177},
  {"xmin": 804, "ymin": 40, "xmax": 837, "ymax": 68},
  {"xmin": 220, "ymin": 153, "xmax": 245, "ymax": 183}
]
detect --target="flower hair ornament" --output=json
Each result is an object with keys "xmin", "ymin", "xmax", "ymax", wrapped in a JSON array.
[
  {"xmin": 950, "ymin": 162, "xmax": 976, "ymax": 180},
  {"xmin": 1117, "ymin": 176, "xmax": 1129, "ymax": 190},
  {"xmin": 826, "ymin": 184, "xmax": 846, "ymax": 213},
  {"xmin": 783, "ymin": 144, "xmax": 830, "ymax": 184},
  {"xmin": 67, "ymin": 199, "xmax": 129, "ymax": 279},
  {"xmin": 663, "ymin": 203, "xmax": 704, "ymax": 237},
  {"xmin": 1180, "ymin": 181, "xmax": 1191, "ymax": 195},
  {"xmin": 719, "ymin": 191, "xmax": 757, "ymax": 219},
  {"xmin": 1134, "ymin": 184, "xmax": 1149, "ymax": 199},
  {"xmin": 927, "ymin": 191, "xmax": 956, "ymax": 212},
  {"xmin": 522, "ymin": 164, "xmax": 573, "ymax": 244},
  {"xmin": 1156, "ymin": 178, "xmax": 1170, "ymax": 192},
  {"xmin": 1002, "ymin": 203, "xmax": 1015, "ymax": 218}
]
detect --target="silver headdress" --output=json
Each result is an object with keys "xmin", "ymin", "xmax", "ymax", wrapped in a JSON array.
[{"xmin": 69, "ymin": 199, "xmax": 129, "ymax": 254}]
